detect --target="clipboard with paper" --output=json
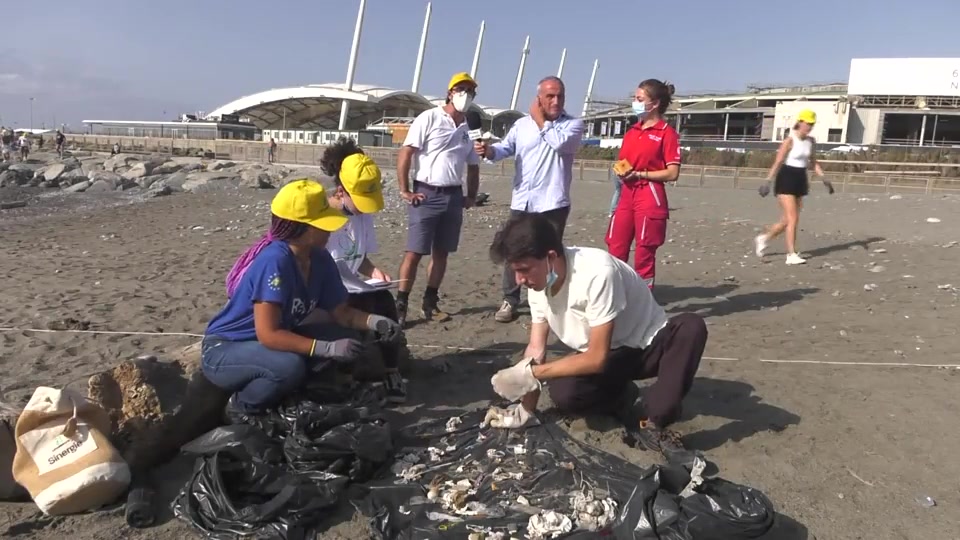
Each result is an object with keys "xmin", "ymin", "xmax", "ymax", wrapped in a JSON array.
[{"xmin": 335, "ymin": 260, "xmax": 401, "ymax": 294}]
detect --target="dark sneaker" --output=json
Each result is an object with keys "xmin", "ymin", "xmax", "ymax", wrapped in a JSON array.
[
  {"xmin": 421, "ymin": 297, "xmax": 451, "ymax": 322},
  {"xmin": 396, "ymin": 298, "xmax": 408, "ymax": 327},
  {"xmin": 383, "ymin": 371, "xmax": 407, "ymax": 404},
  {"xmin": 626, "ymin": 420, "xmax": 689, "ymax": 462},
  {"xmin": 494, "ymin": 300, "xmax": 517, "ymax": 323}
]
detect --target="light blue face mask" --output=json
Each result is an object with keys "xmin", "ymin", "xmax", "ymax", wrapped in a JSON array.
[
  {"xmin": 545, "ymin": 255, "xmax": 558, "ymax": 296},
  {"xmin": 631, "ymin": 101, "xmax": 649, "ymax": 117}
]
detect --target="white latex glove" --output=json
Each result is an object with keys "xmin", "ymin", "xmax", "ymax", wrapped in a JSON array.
[
  {"xmin": 490, "ymin": 357, "xmax": 540, "ymax": 402},
  {"xmin": 483, "ymin": 404, "xmax": 539, "ymax": 429}
]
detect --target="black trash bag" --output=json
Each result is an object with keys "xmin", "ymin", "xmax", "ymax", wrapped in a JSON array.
[
  {"xmin": 356, "ymin": 410, "xmax": 780, "ymax": 540},
  {"xmin": 227, "ymin": 381, "xmax": 386, "ymax": 440},
  {"xmin": 172, "ymin": 424, "xmax": 349, "ymax": 539},
  {"xmin": 679, "ymin": 478, "xmax": 776, "ymax": 540},
  {"xmin": 355, "ymin": 410, "xmax": 689, "ymax": 540},
  {"xmin": 283, "ymin": 418, "xmax": 393, "ymax": 481},
  {"xmin": 612, "ymin": 465, "xmax": 690, "ymax": 540}
]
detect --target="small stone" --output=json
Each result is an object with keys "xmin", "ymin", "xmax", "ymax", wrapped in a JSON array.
[
  {"xmin": 926, "ymin": 217, "xmax": 941, "ymax": 223},
  {"xmin": 869, "ymin": 266, "xmax": 886, "ymax": 273},
  {"xmin": 863, "ymin": 284, "xmax": 877, "ymax": 291},
  {"xmin": 191, "ymin": 225, "xmax": 205, "ymax": 231},
  {"xmin": 839, "ymin": 330, "xmax": 848, "ymax": 337},
  {"xmin": 873, "ymin": 248, "xmax": 887, "ymax": 253},
  {"xmin": 889, "ymin": 194, "xmax": 902, "ymax": 200}
]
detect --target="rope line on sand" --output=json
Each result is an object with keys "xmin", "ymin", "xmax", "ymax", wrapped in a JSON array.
[
  {"xmin": 1, "ymin": 326, "xmax": 957, "ymax": 370},
  {"xmin": 0, "ymin": 327, "xmax": 204, "ymax": 338}
]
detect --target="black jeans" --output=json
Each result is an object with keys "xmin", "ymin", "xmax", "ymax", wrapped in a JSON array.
[
  {"xmin": 547, "ymin": 313, "xmax": 707, "ymax": 427},
  {"xmin": 502, "ymin": 206, "xmax": 571, "ymax": 306}
]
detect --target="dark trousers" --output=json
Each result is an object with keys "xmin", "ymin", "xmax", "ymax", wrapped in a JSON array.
[
  {"xmin": 347, "ymin": 289, "xmax": 400, "ymax": 369},
  {"xmin": 502, "ymin": 205, "xmax": 571, "ymax": 305},
  {"xmin": 548, "ymin": 313, "xmax": 707, "ymax": 427}
]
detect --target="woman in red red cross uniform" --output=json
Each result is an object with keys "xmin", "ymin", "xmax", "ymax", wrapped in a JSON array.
[{"xmin": 606, "ymin": 79, "xmax": 681, "ymax": 290}]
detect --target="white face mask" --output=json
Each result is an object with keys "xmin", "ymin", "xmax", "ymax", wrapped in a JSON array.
[{"xmin": 451, "ymin": 91, "xmax": 474, "ymax": 113}]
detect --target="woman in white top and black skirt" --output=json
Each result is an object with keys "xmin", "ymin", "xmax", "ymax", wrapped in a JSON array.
[{"xmin": 754, "ymin": 109, "xmax": 828, "ymax": 265}]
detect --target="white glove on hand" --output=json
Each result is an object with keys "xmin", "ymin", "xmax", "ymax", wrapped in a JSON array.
[
  {"xmin": 483, "ymin": 404, "xmax": 539, "ymax": 429},
  {"xmin": 490, "ymin": 357, "xmax": 540, "ymax": 402}
]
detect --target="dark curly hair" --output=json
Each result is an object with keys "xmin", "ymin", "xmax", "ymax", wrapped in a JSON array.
[{"xmin": 320, "ymin": 136, "xmax": 364, "ymax": 185}]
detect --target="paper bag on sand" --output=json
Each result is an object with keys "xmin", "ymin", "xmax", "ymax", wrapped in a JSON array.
[{"xmin": 13, "ymin": 387, "xmax": 130, "ymax": 515}]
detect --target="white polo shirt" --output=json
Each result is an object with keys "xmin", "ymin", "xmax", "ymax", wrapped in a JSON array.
[
  {"xmin": 403, "ymin": 106, "xmax": 480, "ymax": 187},
  {"xmin": 529, "ymin": 246, "xmax": 668, "ymax": 352}
]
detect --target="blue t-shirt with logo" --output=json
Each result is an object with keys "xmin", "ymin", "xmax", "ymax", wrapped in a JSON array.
[{"xmin": 205, "ymin": 241, "xmax": 348, "ymax": 341}]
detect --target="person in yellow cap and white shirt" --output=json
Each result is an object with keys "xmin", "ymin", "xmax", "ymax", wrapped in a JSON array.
[
  {"xmin": 319, "ymin": 137, "xmax": 407, "ymax": 403},
  {"xmin": 755, "ymin": 109, "xmax": 829, "ymax": 265},
  {"xmin": 395, "ymin": 72, "xmax": 481, "ymax": 326},
  {"xmin": 205, "ymin": 180, "xmax": 403, "ymax": 414}
]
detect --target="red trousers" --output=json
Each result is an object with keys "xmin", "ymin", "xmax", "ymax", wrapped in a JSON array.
[{"xmin": 606, "ymin": 184, "xmax": 667, "ymax": 289}]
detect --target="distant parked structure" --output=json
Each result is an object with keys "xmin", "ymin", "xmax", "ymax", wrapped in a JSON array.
[{"xmin": 582, "ymin": 58, "xmax": 960, "ymax": 149}]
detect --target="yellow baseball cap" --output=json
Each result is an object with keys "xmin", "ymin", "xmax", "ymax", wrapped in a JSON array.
[
  {"xmin": 339, "ymin": 153, "xmax": 384, "ymax": 214},
  {"xmin": 448, "ymin": 72, "xmax": 477, "ymax": 91},
  {"xmin": 270, "ymin": 179, "xmax": 348, "ymax": 232},
  {"xmin": 797, "ymin": 109, "xmax": 817, "ymax": 124}
]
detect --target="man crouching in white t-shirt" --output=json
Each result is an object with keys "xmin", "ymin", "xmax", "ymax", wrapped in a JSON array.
[{"xmin": 487, "ymin": 213, "xmax": 707, "ymax": 461}]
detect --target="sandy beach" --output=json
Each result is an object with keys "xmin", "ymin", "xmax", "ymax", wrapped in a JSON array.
[{"xmin": 2, "ymin": 156, "xmax": 959, "ymax": 539}]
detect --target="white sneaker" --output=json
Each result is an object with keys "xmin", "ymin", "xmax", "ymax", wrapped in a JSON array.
[
  {"xmin": 785, "ymin": 253, "xmax": 807, "ymax": 265},
  {"xmin": 754, "ymin": 234, "xmax": 768, "ymax": 257}
]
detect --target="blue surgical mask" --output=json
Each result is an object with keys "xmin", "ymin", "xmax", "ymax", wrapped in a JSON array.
[
  {"xmin": 631, "ymin": 101, "xmax": 648, "ymax": 117},
  {"xmin": 545, "ymin": 256, "xmax": 558, "ymax": 296}
]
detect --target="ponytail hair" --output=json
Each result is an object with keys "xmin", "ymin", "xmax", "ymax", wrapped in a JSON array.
[{"xmin": 638, "ymin": 79, "xmax": 676, "ymax": 115}]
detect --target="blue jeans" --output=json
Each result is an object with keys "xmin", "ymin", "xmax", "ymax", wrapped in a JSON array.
[{"xmin": 201, "ymin": 324, "xmax": 360, "ymax": 412}]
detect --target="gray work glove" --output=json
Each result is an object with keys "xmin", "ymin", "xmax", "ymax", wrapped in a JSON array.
[
  {"xmin": 313, "ymin": 338, "xmax": 363, "ymax": 363},
  {"xmin": 483, "ymin": 403, "xmax": 539, "ymax": 429},
  {"xmin": 490, "ymin": 357, "xmax": 541, "ymax": 402},
  {"xmin": 758, "ymin": 181, "xmax": 771, "ymax": 198},
  {"xmin": 366, "ymin": 314, "xmax": 401, "ymax": 344}
]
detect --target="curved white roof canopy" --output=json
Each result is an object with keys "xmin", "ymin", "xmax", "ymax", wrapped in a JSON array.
[{"xmin": 207, "ymin": 83, "xmax": 524, "ymax": 130}]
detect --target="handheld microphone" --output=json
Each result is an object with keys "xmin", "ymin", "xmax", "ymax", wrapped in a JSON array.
[{"xmin": 466, "ymin": 111, "xmax": 484, "ymax": 141}]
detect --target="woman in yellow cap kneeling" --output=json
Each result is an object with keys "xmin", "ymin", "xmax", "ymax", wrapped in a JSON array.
[
  {"xmin": 207, "ymin": 179, "xmax": 402, "ymax": 415},
  {"xmin": 319, "ymin": 137, "xmax": 406, "ymax": 403},
  {"xmin": 755, "ymin": 109, "xmax": 830, "ymax": 265}
]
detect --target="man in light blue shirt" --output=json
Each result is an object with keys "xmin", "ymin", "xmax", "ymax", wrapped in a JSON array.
[{"xmin": 476, "ymin": 76, "xmax": 585, "ymax": 323}]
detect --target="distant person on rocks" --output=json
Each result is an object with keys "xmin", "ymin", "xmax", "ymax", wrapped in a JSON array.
[
  {"xmin": 1, "ymin": 127, "xmax": 13, "ymax": 161},
  {"xmin": 17, "ymin": 133, "xmax": 30, "ymax": 161},
  {"xmin": 394, "ymin": 72, "xmax": 480, "ymax": 326},
  {"xmin": 268, "ymin": 138, "xmax": 277, "ymax": 163},
  {"xmin": 111, "ymin": 142, "xmax": 120, "ymax": 156},
  {"xmin": 37, "ymin": 134, "xmax": 43, "ymax": 150},
  {"xmin": 475, "ymin": 76, "xmax": 585, "ymax": 323},
  {"xmin": 202, "ymin": 180, "xmax": 402, "ymax": 414},
  {"xmin": 54, "ymin": 130, "xmax": 66, "ymax": 158},
  {"xmin": 486, "ymin": 213, "xmax": 707, "ymax": 463},
  {"xmin": 607, "ymin": 79, "xmax": 681, "ymax": 291},
  {"xmin": 754, "ymin": 109, "xmax": 828, "ymax": 265}
]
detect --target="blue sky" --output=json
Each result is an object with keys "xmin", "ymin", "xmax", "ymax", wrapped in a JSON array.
[{"xmin": 2, "ymin": 0, "xmax": 959, "ymax": 129}]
